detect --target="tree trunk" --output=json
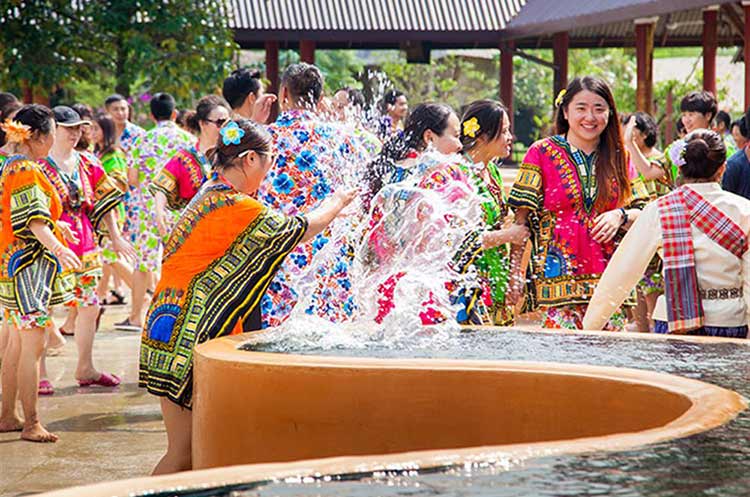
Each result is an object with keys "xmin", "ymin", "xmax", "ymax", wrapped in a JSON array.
[{"xmin": 114, "ymin": 37, "xmax": 130, "ymax": 97}]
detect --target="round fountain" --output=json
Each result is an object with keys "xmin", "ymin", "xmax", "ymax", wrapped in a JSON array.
[{"xmin": 40, "ymin": 328, "xmax": 748, "ymax": 497}]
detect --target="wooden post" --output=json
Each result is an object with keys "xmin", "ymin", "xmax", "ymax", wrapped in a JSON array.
[
  {"xmin": 635, "ymin": 18, "xmax": 657, "ymax": 114},
  {"xmin": 552, "ymin": 32, "xmax": 569, "ymax": 98},
  {"xmin": 300, "ymin": 40, "xmax": 316, "ymax": 64},
  {"xmin": 500, "ymin": 40, "xmax": 514, "ymax": 125},
  {"xmin": 265, "ymin": 41, "xmax": 280, "ymax": 123},
  {"xmin": 22, "ymin": 82, "xmax": 33, "ymax": 104},
  {"xmin": 702, "ymin": 6, "xmax": 718, "ymax": 96},
  {"xmin": 744, "ymin": 2, "xmax": 750, "ymax": 110}
]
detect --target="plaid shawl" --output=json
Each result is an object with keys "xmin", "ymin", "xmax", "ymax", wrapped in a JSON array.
[{"xmin": 657, "ymin": 186, "xmax": 748, "ymax": 334}]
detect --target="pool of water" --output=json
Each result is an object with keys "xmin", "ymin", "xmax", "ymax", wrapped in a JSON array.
[{"xmin": 185, "ymin": 330, "xmax": 750, "ymax": 496}]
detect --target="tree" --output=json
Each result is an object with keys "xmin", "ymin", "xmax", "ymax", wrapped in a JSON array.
[{"xmin": 0, "ymin": 1, "xmax": 238, "ymax": 103}]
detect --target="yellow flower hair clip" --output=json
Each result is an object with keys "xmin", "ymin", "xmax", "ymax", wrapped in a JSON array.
[
  {"xmin": 554, "ymin": 89, "xmax": 567, "ymax": 107},
  {"xmin": 0, "ymin": 119, "xmax": 31, "ymax": 144},
  {"xmin": 463, "ymin": 117, "xmax": 480, "ymax": 138}
]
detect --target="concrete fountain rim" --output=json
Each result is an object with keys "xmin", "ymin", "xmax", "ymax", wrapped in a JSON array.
[{"xmin": 41, "ymin": 326, "xmax": 748, "ymax": 497}]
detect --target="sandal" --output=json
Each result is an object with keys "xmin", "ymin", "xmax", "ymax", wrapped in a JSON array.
[
  {"xmin": 102, "ymin": 290, "xmax": 126, "ymax": 306},
  {"xmin": 78, "ymin": 372, "xmax": 121, "ymax": 388},
  {"xmin": 59, "ymin": 327, "xmax": 74, "ymax": 337},
  {"xmin": 38, "ymin": 379, "xmax": 54, "ymax": 396},
  {"xmin": 114, "ymin": 318, "xmax": 141, "ymax": 332}
]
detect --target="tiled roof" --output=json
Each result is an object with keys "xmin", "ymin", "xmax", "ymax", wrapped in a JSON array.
[{"xmin": 229, "ymin": 0, "xmax": 526, "ymax": 32}]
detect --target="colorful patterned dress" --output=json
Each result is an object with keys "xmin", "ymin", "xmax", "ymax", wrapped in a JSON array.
[
  {"xmin": 508, "ymin": 135, "xmax": 649, "ymax": 330},
  {"xmin": 416, "ymin": 159, "xmax": 514, "ymax": 325},
  {"xmin": 139, "ymin": 181, "xmax": 308, "ymax": 408},
  {"xmin": 127, "ymin": 121, "xmax": 194, "ymax": 272},
  {"xmin": 39, "ymin": 152, "xmax": 123, "ymax": 306},
  {"xmin": 257, "ymin": 110, "xmax": 369, "ymax": 327},
  {"xmin": 0, "ymin": 155, "xmax": 76, "ymax": 328},
  {"xmin": 149, "ymin": 144, "xmax": 210, "ymax": 211}
]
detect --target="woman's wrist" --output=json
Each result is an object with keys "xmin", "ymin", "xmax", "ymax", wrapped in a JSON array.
[{"xmin": 618, "ymin": 207, "xmax": 628, "ymax": 226}]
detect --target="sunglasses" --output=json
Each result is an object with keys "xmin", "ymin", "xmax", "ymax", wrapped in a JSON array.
[{"xmin": 205, "ymin": 118, "xmax": 229, "ymax": 127}]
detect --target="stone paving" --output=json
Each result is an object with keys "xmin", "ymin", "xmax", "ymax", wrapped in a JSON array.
[{"xmin": 0, "ymin": 307, "xmax": 165, "ymax": 497}]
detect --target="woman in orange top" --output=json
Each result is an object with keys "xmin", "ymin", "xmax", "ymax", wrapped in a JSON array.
[
  {"xmin": 0, "ymin": 105, "xmax": 81, "ymax": 443},
  {"xmin": 139, "ymin": 118, "xmax": 356, "ymax": 474}
]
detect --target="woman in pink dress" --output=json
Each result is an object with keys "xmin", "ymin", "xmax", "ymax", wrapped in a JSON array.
[
  {"xmin": 40, "ymin": 106, "xmax": 135, "ymax": 386},
  {"xmin": 507, "ymin": 77, "xmax": 648, "ymax": 330}
]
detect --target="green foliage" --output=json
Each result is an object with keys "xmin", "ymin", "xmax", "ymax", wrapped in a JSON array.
[
  {"xmin": 0, "ymin": 1, "xmax": 239, "ymax": 104},
  {"xmin": 317, "ymin": 51, "xmax": 365, "ymax": 93},
  {"xmin": 376, "ymin": 53, "xmax": 497, "ymax": 112},
  {"xmin": 569, "ymin": 48, "xmax": 637, "ymax": 114}
]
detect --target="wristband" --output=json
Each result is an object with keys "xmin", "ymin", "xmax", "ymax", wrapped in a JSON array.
[{"xmin": 618, "ymin": 207, "xmax": 628, "ymax": 227}]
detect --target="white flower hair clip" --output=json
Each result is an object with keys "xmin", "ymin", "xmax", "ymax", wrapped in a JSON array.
[{"xmin": 669, "ymin": 139, "xmax": 688, "ymax": 168}]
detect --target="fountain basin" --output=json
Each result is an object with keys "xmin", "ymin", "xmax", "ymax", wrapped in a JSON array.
[
  {"xmin": 39, "ymin": 329, "xmax": 748, "ymax": 497},
  {"xmin": 192, "ymin": 333, "xmax": 742, "ymax": 469}
]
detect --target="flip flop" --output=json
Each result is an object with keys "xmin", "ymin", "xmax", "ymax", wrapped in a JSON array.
[
  {"xmin": 38, "ymin": 379, "xmax": 54, "ymax": 396},
  {"xmin": 78, "ymin": 372, "xmax": 121, "ymax": 388},
  {"xmin": 59, "ymin": 327, "xmax": 74, "ymax": 337}
]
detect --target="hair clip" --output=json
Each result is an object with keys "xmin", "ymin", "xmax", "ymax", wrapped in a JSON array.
[
  {"xmin": 0, "ymin": 119, "xmax": 31, "ymax": 144},
  {"xmin": 554, "ymin": 89, "xmax": 567, "ymax": 108},
  {"xmin": 220, "ymin": 121, "xmax": 244, "ymax": 146},
  {"xmin": 463, "ymin": 117, "xmax": 480, "ymax": 138},
  {"xmin": 669, "ymin": 139, "xmax": 688, "ymax": 168}
]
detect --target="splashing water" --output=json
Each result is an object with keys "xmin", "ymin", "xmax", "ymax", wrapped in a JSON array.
[{"xmin": 244, "ymin": 141, "xmax": 495, "ymax": 353}]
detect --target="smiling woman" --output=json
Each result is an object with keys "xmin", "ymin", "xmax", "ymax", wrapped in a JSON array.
[{"xmin": 506, "ymin": 76, "xmax": 649, "ymax": 330}]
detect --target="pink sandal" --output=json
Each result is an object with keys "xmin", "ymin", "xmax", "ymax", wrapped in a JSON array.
[
  {"xmin": 38, "ymin": 379, "xmax": 54, "ymax": 396},
  {"xmin": 78, "ymin": 372, "xmax": 121, "ymax": 388}
]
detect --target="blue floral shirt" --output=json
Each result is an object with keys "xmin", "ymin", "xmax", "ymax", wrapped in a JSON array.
[{"xmin": 258, "ymin": 110, "xmax": 371, "ymax": 327}]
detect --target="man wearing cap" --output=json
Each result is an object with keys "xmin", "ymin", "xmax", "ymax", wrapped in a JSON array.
[
  {"xmin": 39, "ymin": 106, "xmax": 134, "ymax": 388},
  {"xmin": 116, "ymin": 93, "xmax": 192, "ymax": 331}
]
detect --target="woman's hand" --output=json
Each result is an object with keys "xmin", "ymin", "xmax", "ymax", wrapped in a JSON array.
[
  {"xmin": 57, "ymin": 221, "xmax": 79, "ymax": 245},
  {"xmin": 333, "ymin": 187, "xmax": 358, "ymax": 213},
  {"xmin": 503, "ymin": 223, "xmax": 529, "ymax": 246},
  {"xmin": 624, "ymin": 115, "xmax": 636, "ymax": 146},
  {"xmin": 592, "ymin": 209, "xmax": 624, "ymax": 243},
  {"xmin": 111, "ymin": 235, "xmax": 137, "ymax": 262},
  {"xmin": 55, "ymin": 246, "xmax": 82, "ymax": 272},
  {"xmin": 252, "ymin": 94, "xmax": 278, "ymax": 125}
]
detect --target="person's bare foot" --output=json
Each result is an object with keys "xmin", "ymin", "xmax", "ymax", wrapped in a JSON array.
[
  {"xmin": 0, "ymin": 416, "xmax": 24, "ymax": 432},
  {"xmin": 21, "ymin": 421, "xmax": 58, "ymax": 443},
  {"xmin": 47, "ymin": 326, "xmax": 67, "ymax": 350}
]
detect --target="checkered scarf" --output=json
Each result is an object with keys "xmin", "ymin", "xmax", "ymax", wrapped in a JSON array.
[{"xmin": 658, "ymin": 186, "xmax": 748, "ymax": 334}]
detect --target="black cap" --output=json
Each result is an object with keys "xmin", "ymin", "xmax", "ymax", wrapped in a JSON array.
[{"xmin": 52, "ymin": 106, "xmax": 91, "ymax": 127}]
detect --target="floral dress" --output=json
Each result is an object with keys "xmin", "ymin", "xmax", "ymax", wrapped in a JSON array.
[
  {"xmin": 257, "ymin": 110, "xmax": 370, "ymax": 327},
  {"xmin": 39, "ymin": 152, "xmax": 123, "ymax": 306},
  {"xmin": 419, "ymin": 158, "xmax": 514, "ymax": 326},
  {"xmin": 127, "ymin": 121, "xmax": 193, "ymax": 273},
  {"xmin": 508, "ymin": 135, "xmax": 649, "ymax": 330}
]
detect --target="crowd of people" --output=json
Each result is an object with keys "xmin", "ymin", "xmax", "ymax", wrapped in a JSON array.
[{"xmin": 1, "ymin": 62, "xmax": 750, "ymax": 473}]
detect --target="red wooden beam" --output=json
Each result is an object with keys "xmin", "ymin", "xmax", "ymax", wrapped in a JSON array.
[
  {"xmin": 265, "ymin": 41, "xmax": 280, "ymax": 122},
  {"xmin": 500, "ymin": 40, "xmax": 514, "ymax": 125},
  {"xmin": 552, "ymin": 32, "xmax": 569, "ymax": 99},
  {"xmin": 300, "ymin": 40, "xmax": 316, "ymax": 64},
  {"xmin": 635, "ymin": 18, "xmax": 656, "ymax": 114},
  {"xmin": 702, "ymin": 7, "xmax": 718, "ymax": 96}
]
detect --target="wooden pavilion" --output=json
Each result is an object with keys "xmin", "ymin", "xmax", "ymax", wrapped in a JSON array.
[{"xmin": 229, "ymin": 0, "xmax": 750, "ymax": 119}]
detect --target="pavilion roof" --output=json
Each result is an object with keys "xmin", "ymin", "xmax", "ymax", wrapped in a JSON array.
[
  {"xmin": 229, "ymin": 0, "xmax": 745, "ymax": 50},
  {"xmin": 508, "ymin": 0, "xmax": 742, "ymax": 48}
]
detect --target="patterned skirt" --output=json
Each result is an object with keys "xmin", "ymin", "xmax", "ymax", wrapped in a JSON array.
[{"xmin": 653, "ymin": 320, "xmax": 748, "ymax": 338}]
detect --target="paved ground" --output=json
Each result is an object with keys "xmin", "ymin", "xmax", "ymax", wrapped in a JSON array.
[{"xmin": 0, "ymin": 307, "xmax": 164, "ymax": 497}]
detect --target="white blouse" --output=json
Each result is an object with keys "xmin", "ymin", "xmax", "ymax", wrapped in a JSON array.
[{"xmin": 583, "ymin": 182, "xmax": 750, "ymax": 330}]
